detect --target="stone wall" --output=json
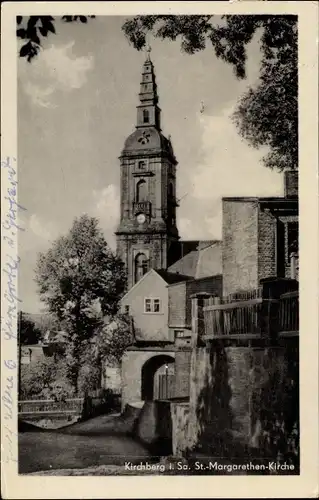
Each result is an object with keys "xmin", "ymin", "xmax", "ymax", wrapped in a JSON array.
[
  {"xmin": 171, "ymin": 402, "xmax": 190, "ymax": 456},
  {"xmin": 174, "ymin": 350, "xmax": 191, "ymax": 398},
  {"xmin": 185, "ymin": 340, "xmax": 299, "ymax": 468},
  {"xmin": 135, "ymin": 401, "xmax": 172, "ymax": 454}
]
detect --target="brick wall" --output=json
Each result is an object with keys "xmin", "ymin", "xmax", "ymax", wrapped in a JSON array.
[
  {"xmin": 258, "ymin": 208, "xmax": 277, "ymax": 281},
  {"xmin": 168, "ymin": 282, "xmax": 187, "ymax": 327},
  {"xmin": 222, "ymin": 199, "xmax": 259, "ymax": 296}
]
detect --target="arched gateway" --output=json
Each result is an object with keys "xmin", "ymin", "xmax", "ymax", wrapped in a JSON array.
[
  {"xmin": 141, "ymin": 355, "xmax": 175, "ymax": 401},
  {"xmin": 121, "ymin": 349, "xmax": 176, "ymax": 409}
]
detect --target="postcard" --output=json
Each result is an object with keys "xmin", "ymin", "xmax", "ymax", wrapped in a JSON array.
[{"xmin": 1, "ymin": 1, "xmax": 318, "ymax": 498}]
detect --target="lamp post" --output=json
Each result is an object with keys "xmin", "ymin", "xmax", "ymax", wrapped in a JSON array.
[{"xmin": 165, "ymin": 363, "xmax": 169, "ymax": 399}]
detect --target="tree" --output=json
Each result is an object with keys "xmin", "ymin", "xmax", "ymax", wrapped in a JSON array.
[
  {"xmin": 35, "ymin": 214, "xmax": 127, "ymax": 392},
  {"xmin": 78, "ymin": 313, "xmax": 134, "ymax": 394},
  {"xmin": 122, "ymin": 15, "xmax": 298, "ymax": 171},
  {"xmin": 95, "ymin": 313, "xmax": 134, "ymax": 365},
  {"xmin": 18, "ymin": 311, "xmax": 42, "ymax": 345},
  {"xmin": 17, "ymin": 15, "xmax": 95, "ymax": 62}
]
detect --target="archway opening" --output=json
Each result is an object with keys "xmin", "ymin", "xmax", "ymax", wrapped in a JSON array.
[{"xmin": 141, "ymin": 355, "xmax": 175, "ymax": 401}]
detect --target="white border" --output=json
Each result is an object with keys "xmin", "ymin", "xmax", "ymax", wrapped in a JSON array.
[{"xmin": 1, "ymin": 2, "xmax": 318, "ymax": 498}]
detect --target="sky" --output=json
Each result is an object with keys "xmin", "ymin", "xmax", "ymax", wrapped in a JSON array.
[{"xmin": 18, "ymin": 16, "xmax": 283, "ymax": 313}]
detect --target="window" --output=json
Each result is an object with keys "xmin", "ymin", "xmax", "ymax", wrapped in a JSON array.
[
  {"xmin": 143, "ymin": 109, "xmax": 149, "ymax": 123},
  {"xmin": 138, "ymin": 160, "xmax": 146, "ymax": 170},
  {"xmin": 136, "ymin": 179, "xmax": 147, "ymax": 202},
  {"xmin": 154, "ymin": 299, "xmax": 160, "ymax": 312},
  {"xmin": 124, "ymin": 305, "xmax": 130, "ymax": 315},
  {"xmin": 144, "ymin": 298, "xmax": 162, "ymax": 313},
  {"xmin": 145, "ymin": 299, "xmax": 152, "ymax": 313},
  {"xmin": 135, "ymin": 253, "xmax": 148, "ymax": 283}
]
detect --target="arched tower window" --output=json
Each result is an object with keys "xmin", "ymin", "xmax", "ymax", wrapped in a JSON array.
[
  {"xmin": 136, "ymin": 179, "xmax": 147, "ymax": 202},
  {"xmin": 135, "ymin": 253, "xmax": 148, "ymax": 283},
  {"xmin": 143, "ymin": 109, "xmax": 150, "ymax": 124}
]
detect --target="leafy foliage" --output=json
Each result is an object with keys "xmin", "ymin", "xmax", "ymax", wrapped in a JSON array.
[
  {"xmin": 94, "ymin": 313, "xmax": 134, "ymax": 365},
  {"xmin": 18, "ymin": 311, "xmax": 42, "ymax": 345},
  {"xmin": 35, "ymin": 214, "xmax": 127, "ymax": 391},
  {"xmin": 78, "ymin": 313, "xmax": 134, "ymax": 394},
  {"xmin": 122, "ymin": 15, "xmax": 298, "ymax": 171},
  {"xmin": 20, "ymin": 356, "xmax": 73, "ymax": 399},
  {"xmin": 17, "ymin": 15, "xmax": 95, "ymax": 62}
]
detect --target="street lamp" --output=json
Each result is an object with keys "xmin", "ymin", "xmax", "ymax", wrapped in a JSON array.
[{"xmin": 165, "ymin": 363, "xmax": 169, "ymax": 399}]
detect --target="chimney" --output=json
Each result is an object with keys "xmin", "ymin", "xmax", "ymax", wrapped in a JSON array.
[{"xmin": 284, "ymin": 170, "xmax": 298, "ymax": 198}]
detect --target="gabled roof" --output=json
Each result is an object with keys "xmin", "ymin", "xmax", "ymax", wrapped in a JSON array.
[
  {"xmin": 167, "ymin": 240, "xmax": 222, "ymax": 279},
  {"xmin": 167, "ymin": 250, "xmax": 199, "ymax": 278},
  {"xmin": 155, "ymin": 269, "xmax": 192, "ymax": 284},
  {"xmin": 120, "ymin": 268, "xmax": 158, "ymax": 301},
  {"xmin": 120, "ymin": 268, "xmax": 193, "ymax": 302}
]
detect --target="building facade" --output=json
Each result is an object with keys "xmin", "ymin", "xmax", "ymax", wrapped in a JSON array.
[{"xmin": 222, "ymin": 172, "xmax": 298, "ymax": 296}]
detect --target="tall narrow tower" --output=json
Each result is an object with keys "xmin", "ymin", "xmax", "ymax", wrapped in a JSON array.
[{"xmin": 116, "ymin": 50, "xmax": 180, "ymax": 290}]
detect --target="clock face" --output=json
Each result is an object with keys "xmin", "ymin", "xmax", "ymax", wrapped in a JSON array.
[{"xmin": 136, "ymin": 213, "xmax": 146, "ymax": 224}]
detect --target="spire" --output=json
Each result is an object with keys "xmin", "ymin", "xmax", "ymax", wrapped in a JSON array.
[{"xmin": 136, "ymin": 50, "xmax": 161, "ymax": 130}]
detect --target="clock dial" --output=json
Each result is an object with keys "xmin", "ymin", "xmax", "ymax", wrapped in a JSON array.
[{"xmin": 136, "ymin": 213, "xmax": 146, "ymax": 224}]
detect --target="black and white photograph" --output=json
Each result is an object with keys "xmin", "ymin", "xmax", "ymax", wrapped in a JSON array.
[{"xmin": 1, "ymin": 2, "xmax": 318, "ymax": 498}]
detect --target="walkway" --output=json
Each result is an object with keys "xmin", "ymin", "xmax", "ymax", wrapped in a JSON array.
[{"xmin": 18, "ymin": 412, "xmax": 151, "ymax": 474}]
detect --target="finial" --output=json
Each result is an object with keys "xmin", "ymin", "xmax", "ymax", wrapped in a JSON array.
[{"xmin": 145, "ymin": 43, "xmax": 152, "ymax": 62}]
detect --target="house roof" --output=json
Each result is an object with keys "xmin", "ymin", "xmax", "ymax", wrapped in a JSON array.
[
  {"xmin": 167, "ymin": 240, "xmax": 222, "ymax": 279},
  {"xmin": 120, "ymin": 267, "xmax": 192, "ymax": 302},
  {"xmin": 167, "ymin": 250, "xmax": 199, "ymax": 277},
  {"xmin": 155, "ymin": 269, "xmax": 192, "ymax": 284}
]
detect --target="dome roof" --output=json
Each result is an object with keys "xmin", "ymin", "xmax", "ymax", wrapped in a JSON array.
[{"xmin": 122, "ymin": 127, "xmax": 175, "ymax": 158}]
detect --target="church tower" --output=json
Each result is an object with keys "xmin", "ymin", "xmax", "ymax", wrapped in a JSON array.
[{"xmin": 116, "ymin": 49, "xmax": 180, "ymax": 290}]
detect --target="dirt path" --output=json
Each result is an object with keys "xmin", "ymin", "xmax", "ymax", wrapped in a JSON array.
[{"xmin": 19, "ymin": 410, "xmax": 150, "ymax": 474}]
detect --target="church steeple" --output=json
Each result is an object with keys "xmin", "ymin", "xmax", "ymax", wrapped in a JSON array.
[
  {"xmin": 116, "ymin": 51, "xmax": 179, "ymax": 290},
  {"xmin": 136, "ymin": 47, "xmax": 161, "ymax": 130}
]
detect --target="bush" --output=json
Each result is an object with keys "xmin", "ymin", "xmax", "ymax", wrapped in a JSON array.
[{"xmin": 20, "ymin": 356, "xmax": 73, "ymax": 400}]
